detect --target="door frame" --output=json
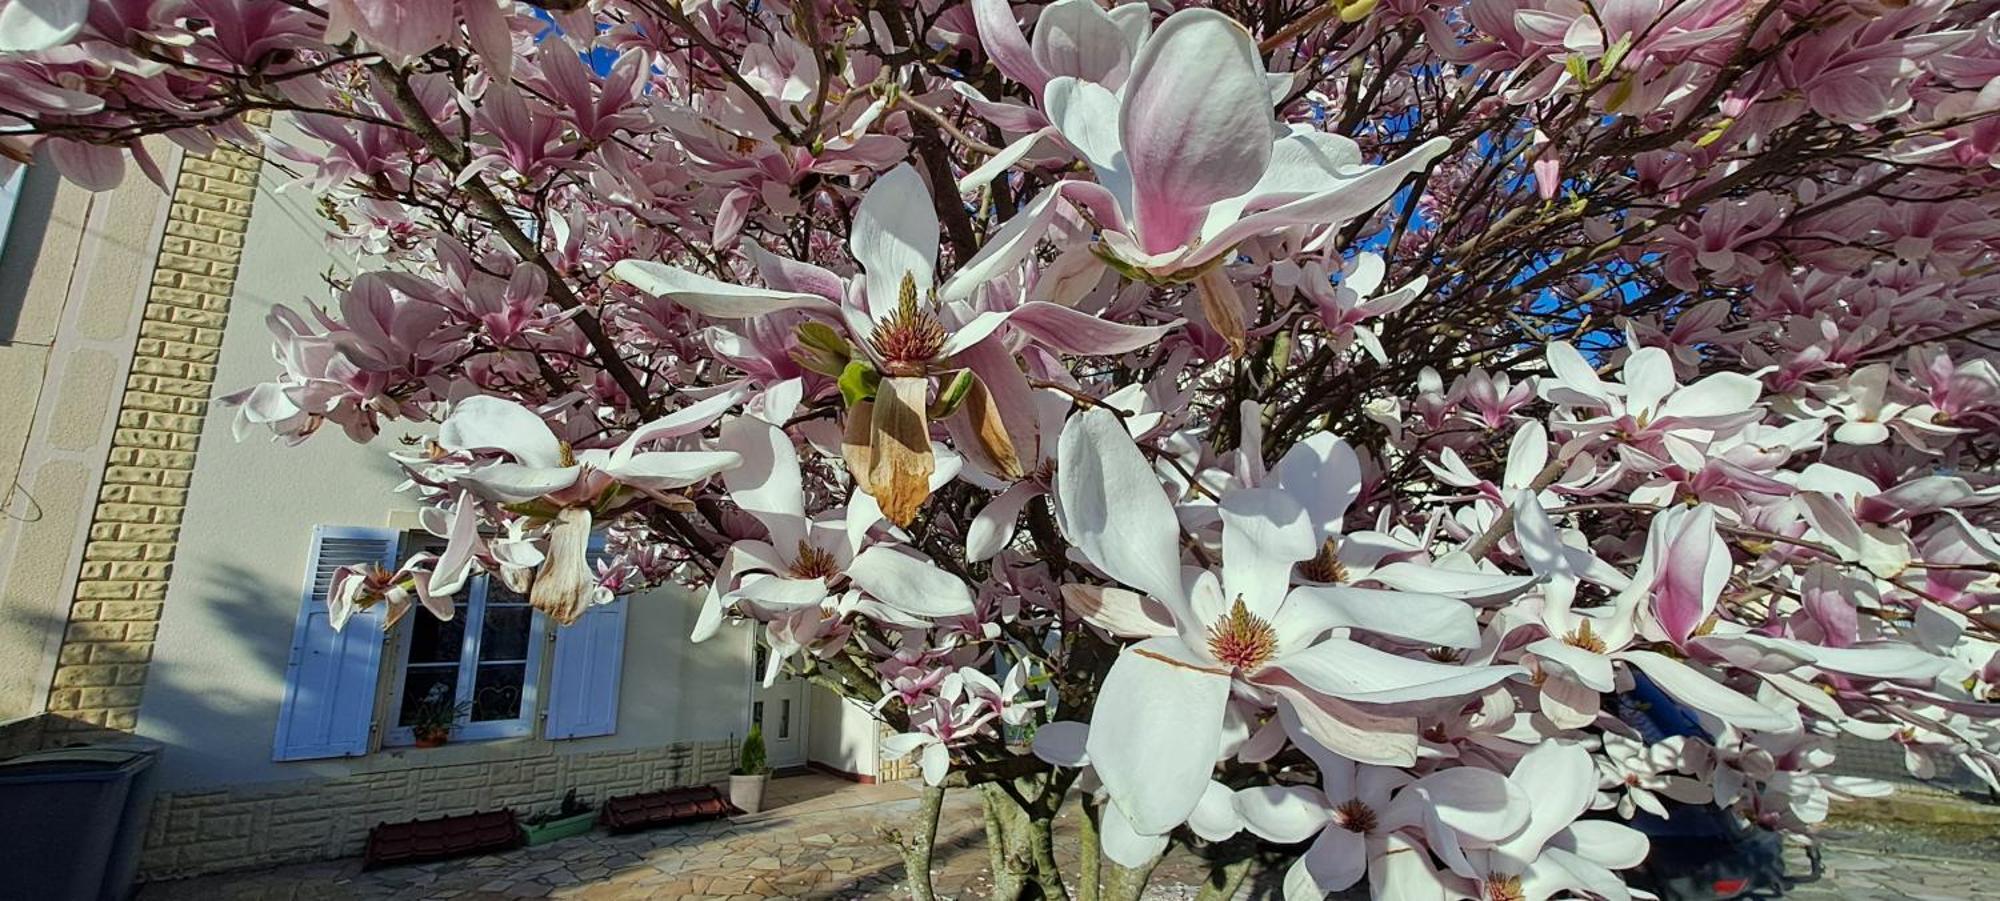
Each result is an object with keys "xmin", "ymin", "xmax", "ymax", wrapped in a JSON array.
[{"xmin": 747, "ymin": 632, "xmax": 811, "ymax": 771}]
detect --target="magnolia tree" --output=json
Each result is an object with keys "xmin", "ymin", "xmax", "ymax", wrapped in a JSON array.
[{"xmin": 10, "ymin": 0, "xmax": 2000, "ymax": 897}]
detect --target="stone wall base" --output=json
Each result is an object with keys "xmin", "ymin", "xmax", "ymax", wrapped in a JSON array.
[{"xmin": 139, "ymin": 740, "xmax": 735, "ymax": 881}]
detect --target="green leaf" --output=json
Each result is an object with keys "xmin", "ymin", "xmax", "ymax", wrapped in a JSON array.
[
  {"xmin": 930, "ymin": 370, "xmax": 976, "ymax": 419},
  {"xmin": 838, "ymin": 360, "xmax": 881, "ymax": 407},
  {"xmin": 797, "ymin": 321, "xmax": 851, "ymax": 355},
  {"xmin": 793, "ymin": 321, "xmax": 852, "ymax": 376},
  {"xmin": 1601, "ymin": 33, "xmax": 1634, "ymax": 75}
]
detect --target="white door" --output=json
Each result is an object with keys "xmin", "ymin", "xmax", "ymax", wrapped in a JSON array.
[{"xmin": 752, "ymin": 643, "xmax": 807, "ymax": 769}]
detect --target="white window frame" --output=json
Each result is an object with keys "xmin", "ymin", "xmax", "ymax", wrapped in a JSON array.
[{"xmin": 383, "ymin": 571, "xmax": 548, "ymax": 746}]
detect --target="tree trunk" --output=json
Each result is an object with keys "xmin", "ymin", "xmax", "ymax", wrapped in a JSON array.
[
  {"xmin": 901, "ymin": 784, "xmax": 946, "ymax": 901},
  {"xmin": 1102, "ymin": 857, "xmax": 1162, "ymax": 901}
]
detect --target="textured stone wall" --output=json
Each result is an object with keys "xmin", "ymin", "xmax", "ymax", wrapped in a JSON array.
[
  {"xmin": 140, "ymin": 739, "xmax": 738, "ymax": 880},
  {"xmin": 40, "ymin": 141, "xmax": 262, "ymax": 742},
  {"xmin": 877, "ymin": 722, "xmax": 918, "ymax": 782}
]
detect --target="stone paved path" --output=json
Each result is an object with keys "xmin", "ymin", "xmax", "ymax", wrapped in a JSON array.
[
  {"xmin": 139, "ymin": 775, "xmax": 1995, "ymax": 900},
  {"xmin": 1785, "ymin": 844, "xmax": 1988, "ymax": 901}
]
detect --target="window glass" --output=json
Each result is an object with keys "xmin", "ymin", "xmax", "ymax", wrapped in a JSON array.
[
  {"xmin": 470, "ymin": 582, "xmax": 532, "ymax": 722},
  {"xmin": 389, "ymin": 567, "xmax": 543, "ymax": 743}
]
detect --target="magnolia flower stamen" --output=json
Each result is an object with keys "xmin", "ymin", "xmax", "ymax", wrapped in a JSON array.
[
  {"xmin": 1298, "ymin": 537, "xmax": 1349, "ymax": 583},
  {"xmin": 789, "ymin": 541, "xmax": 840, "ymax": 580},
  {"xmin": 1333, "ymin": 799, "xmax": 1378, "ymax": 834},
  {"xmin": 1483, "ymin": 875, "xmax": 1525, "ymax": 901},
  {"xmin": 1564, "ymin": 619, "xmax": 1608, "ymax": 654},
  {"xmin": 868, "ymin": 272, "xmax": 946, "ymax": 376},
  {"xmin": 1207, "ymin": 597, "xmax": 1279, "ymax": 672}
]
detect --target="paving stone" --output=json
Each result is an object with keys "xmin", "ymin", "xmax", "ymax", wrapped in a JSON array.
[{"xmin": 137, "ymin": 773, "xmax": 2000, "ymax": 901}]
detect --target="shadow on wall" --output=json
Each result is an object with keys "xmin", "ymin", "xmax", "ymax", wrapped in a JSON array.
[
  {"xmin": 0, "ymin": 165, "xmax": 62, "ymax": 343},
  {"xmin": 129, "ymin": 560, "xmax": 297, "ymax": 779},
  {"xmin": 0, "ymin": 601, "xmax": 65, "ymax": 751}
]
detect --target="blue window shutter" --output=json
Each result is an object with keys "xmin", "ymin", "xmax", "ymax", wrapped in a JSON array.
[
  {"xmin": 544, "ymin": 539, "xmax": 626, "ymax": 739},
  {"xmin": 272, "ymin": 525, "xmax": 399, "ymax": 761}
]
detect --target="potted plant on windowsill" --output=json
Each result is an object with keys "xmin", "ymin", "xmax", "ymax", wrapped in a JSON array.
[
  {"xmin": 409, "ymin": 684, "xmax": 471, "ymax": 748},
  {"xmin": 727, "ymin": 724, "xmax": 770, "ymax": 814}
]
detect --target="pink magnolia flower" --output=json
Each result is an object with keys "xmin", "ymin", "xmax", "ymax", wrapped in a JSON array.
[
  {"xmin": 1053, "ymin": 407, "xmax": 1521, "ymax": 843},
  {"xmin": 1235, "ymin": 748, "xmax": 1530, "ymax": 899},
  {"xmin": 693, "ymin": 414, "xmax": 976, "ymax": 648},
  {"xmin": 1447, "ymin": 741, "xmax": 1651, "ymax": 901},
  {"xmin": 418, "ymin": 391, "xmax": 747, "ymax": 622},
  {"xmin": 962, "ymin": 8, "xmax": 1448, "ymax": 351}
]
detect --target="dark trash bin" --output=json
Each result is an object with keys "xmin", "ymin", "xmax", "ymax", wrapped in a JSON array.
[{"xmin": 0, "ymin": 740, "xmax": 161, "ymax": 901}]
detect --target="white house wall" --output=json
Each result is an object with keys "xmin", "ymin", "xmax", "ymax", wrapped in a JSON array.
[{"xmin": 128, "ymin": 145, "xmax": 754, "ymax": 878}]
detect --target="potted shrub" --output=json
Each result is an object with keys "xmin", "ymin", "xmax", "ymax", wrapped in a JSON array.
[
  {"xmin": 727, "ymin": 724, "xmax": 771, "ymax": 813},
  {"xmin": 521, "ymin": 789, "xmax": 597, "ymax": 846},
  {"xmin": 409, "ymin": 684, "xmax": 470, "ymax": 748}
]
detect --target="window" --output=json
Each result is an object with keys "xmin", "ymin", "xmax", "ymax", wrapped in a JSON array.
[
  {"xmin": 272, "ymin": 525, "xmax": 629, "ymax": 761},
  {"xmin": 386, "ymin": 572, "xmax": 547, "ymax": 745}
]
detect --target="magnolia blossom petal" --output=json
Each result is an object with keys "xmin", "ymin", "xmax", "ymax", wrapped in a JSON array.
[
  {"xmin": 1275, "ymin": 639, "xmax": 1524, "ymax": 704},
  {"xmin": 1234, "ymin": 785, "xmax": 1331, "ymax": 843},
  {"xmin": 1220, "ymin": 488, "xmax": 1316, "ymax": 619},
  {"xmin": 1086, "ymin": 637, "xmax": 1231, "ymax": 835},
  {"xmin": 1554, "ymin": 820, "xmax": 1650, "ymax": 870},
  {"xmin": 731, "ymin": 575, "xmax": 831, "ymax": 610},
  {"xmin": 850, "ymin": 164, "xmax": 939, "ymax": 320},
  {"xmin": 719, "ymin": 417, "xmax": 807, "ymax": 522},
  {"xmin": 1368, "ymin": 561, "xmax": 1539, "ymax": 600},
  {"xmin": 462, "ymin": 462, "xmax": 580, "ymax": 503},
  {"xmin": 1500, "ymin": 740, "xmax": 1595, "ymax": 862},
  {"xmin": 1271, "ymin": 432, "xmax": 1362, "ymax": 536},
  {"xmin": 1059, "ymin": 584, "xmax": 1178, "ymax": 638},
  {"xmin": 1185, "ymin": 136, "xmax": 1453, "ymax": 269},
  {"xmin": 1283, "ymin": 584, "xmax": 1480, "ymax": 649},
  {"xmin": 1528, "ymin": 638, "xmax": 1618, "ymax": 693},
  {"xmin": 1622, "ymin": 650, "xmax": 1800, "ymax": 732},
  {"xmin": 1030, "ymin": 720, "xmax": 1090, "ymax": 767},
  {"xmin": 530, "ymin": 507, "xmax": 594, "ymax": 625},
  {"xmin": 1271, "ymin": 679, "xmax": 1420, "ymax": 766},
  {"xmin": 970, "ymin": 0, "xmax": 1048, "ymax": 94},
  {"xmin": 1287, "ymin": 827, "xmax": 1367, "ymax": 898},
  {"xmin": 1187, "ymin": 781, "xmax": 1245, "ymax": 842},
  {"xmin": 615, "ymin": 381, "xmax": 755, "ymax": 456},
  {"xmin": 1098, "ymin": 799, "xmax": 1171, "ymax": 868},
  {"xmin": 609, "ymin": 260, "xmax": 837, "ymax": 318},
  {"xmin": 940, "ymin": 186, "xmax": 1064, "ymax": 298},
  {"xmin": 1056, "ymin": 407, "xmax": 1187, "ymax": 606},
  {"xmin": 440, "ymin": 396, "xmax": 564, "ymax": 467},
  {"xmin": 603, "ymin": 450, "xmax": 743, "ymax": 491},
  {"xmin": 845, "ymin": 546, "xmax": 976, "ymax": 617},
  {"xmin": 1118, "ymin": 9, "xmax": 1274, "ymax": 254},
  {"xmin": 0, "ymin": 0, "xmax": 87, "ymax": 52},
  {"xmin": 944, "ymin": 302, "xmax": 1179, "ymax": 359},
  {"xmin": 967, "ymin": 481, "xmax": 1044, "ymax": 562},
  {"xmin": 1390, "ymin": 767, "xmax": 1528, "ymax": 843},
  {"xmin": 1032, "ymin": 0, "xmax": 1141, "ymax": 86},
  {"xmin": 1650, "ymin": 505, "xmax": 1729, "ymax": 646},
  {"xmin": 428, "ymin": 491, "xmax": 482, "ymax": 597}
]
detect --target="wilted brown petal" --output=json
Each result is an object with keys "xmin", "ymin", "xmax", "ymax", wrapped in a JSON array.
[
  {"xmin": 842, "ymin": 399, "xmax": 878, "ymax": 495},
  {"xmin": 1194, "ymin": 266, "xmax": 1248, "ymax": 358},
  {"xmin": 961, "ymin": 372, "xmax": 1024, "ymax": 479},
  {"xmin": 868, "ymin": 376, "xmax": 936, "ymax": 526},
  {"xmin": 530, "ymin": 506, "xmax": 594, "ymax": 625}
]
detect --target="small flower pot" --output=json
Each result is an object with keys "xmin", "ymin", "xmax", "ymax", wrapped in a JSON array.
[
  {"xmin": 413, "ymin": 730, "xmax": 449, "ymax": 748},
  {"xmin": 728, "ymin": 773, "xmax": 770, "ymax": 814},
  {"xmin": 521, "ymin": 810, "xmax": 597, "ymax": 846}
]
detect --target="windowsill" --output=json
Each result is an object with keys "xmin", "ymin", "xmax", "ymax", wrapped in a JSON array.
[{"xmin": 357, "ymin": 735, "xmax": 557, "ymax": 772}]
